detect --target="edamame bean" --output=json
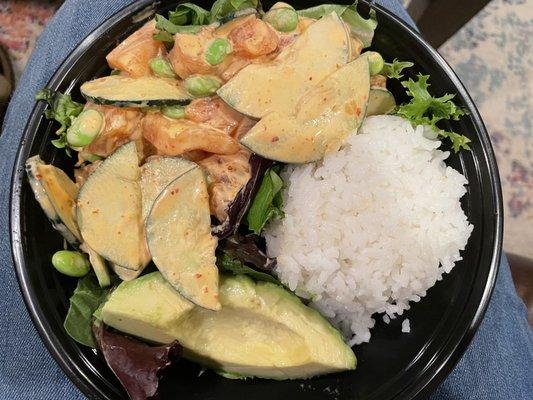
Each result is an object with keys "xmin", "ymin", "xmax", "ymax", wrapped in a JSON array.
[
  {"xmin": 81, "ymin": 152, "xmax": 102, "ymax": 163},
  {"xmin": 184, "ymin": 75, "xmax": 222, "ymax": 97},
  {"xmin": 361, "ymin": 51, "xmax": 385, "ymax": 75},
  {"xmin": 161, "ymin": 105, "xmax": 186, "ymax": 119},
  {"xmin": 205, "ymin": 38, "xmax": 232, "ymax": 66},
  {"xmin": 264, "ymin": 7, "xmax": 299, "ymax": 32},
  {"xmin": 149, "ymin": 57, "xmax": 176, "ymax": 78},
  {"xmin": 66, "ymin": 109, "xmax": 103, "ymax": 147},
  {"xmin": 270, "ymin": 2, "xmax": 295, "ymax": 10},
  {"xmin": 52, "ymin": 250, "xmax": 90, "ymax": 277}
]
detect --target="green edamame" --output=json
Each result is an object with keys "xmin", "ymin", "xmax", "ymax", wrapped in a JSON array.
[
  {"xmin": 81, "ymin": 152, "xmax": 102, "ymax": 163},
  {"xmin": 66, "ymin": 109, "xmax": 103, "ymax": 147},
  {"xmin": 185, "ymin": 75, "xmax": 222, "ymax": 97},
  {"xmin": 161, "ymin": 105, "xmax": 186, "ymax": 119},
  {"xmin": 361, "ymin": 51, "xmax": 385, "ymax": 75},
  {"xmin": 205, "ymin": 38, "xmax": 232, "ymax": 66},
  {"xmin": 270, "ymin": 2, "xmax": 295, "ymax": 10},
  {"xmin": 149, "ymin": 57, "xmax": 176, "ymax": 78},
  {"xmin": 52, "ymin": 250, "xmax": 90, "ymax": 277},
  {"xmin": 264, "ymin": 7, "xmax": 299, "ymax": 32}
]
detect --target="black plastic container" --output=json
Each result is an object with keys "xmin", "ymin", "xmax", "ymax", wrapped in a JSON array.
[{"xmin": 10, "ymin": 1, "xmax": 503, "ymax": 399}]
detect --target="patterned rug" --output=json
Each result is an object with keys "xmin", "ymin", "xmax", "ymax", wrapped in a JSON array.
[
  {"xmin": 440, "ymin": 0, "xmax": 533, "ymax": 258},
  {"xmin": 0, "ymin": 0, "xmax": 531, "ymax": 257}
]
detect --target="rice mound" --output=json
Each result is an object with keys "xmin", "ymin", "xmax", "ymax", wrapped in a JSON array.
[{"xmin": 265, "ymin": 115, "xmax": 473, "ymax": 345}]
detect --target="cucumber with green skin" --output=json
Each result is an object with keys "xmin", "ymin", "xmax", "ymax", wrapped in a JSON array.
[
  {"xmin": 366, "ymin": 88, "xmax": 396, "ymax": 116},
  {"xmin": 26, "ymin": 155, "xmax": 112, "ymax": 288},
  {"xmin": 218, "ymin": 8, "xmax": 259, "ymax": 24},
  {"xmin": 81, "ymin": 243, "xmax": 111, "ymax": 288},
  {"xmin": 110, "ymin": 263, "xmax": 143, "ymax": 282},
  {"xmin": 25, "ymin": 155, "xmax": 82, "ymax": 247},
  {"xmin": 145, "ymin": 166, "xmax": 220, "ymax": 311},
  {"xmin": 77, "ymin": 142, "xmax": 150, "ymax": 271},
  {"xmin": 80, "ymin": 75, "xmax": 193, "ymax": 108}
]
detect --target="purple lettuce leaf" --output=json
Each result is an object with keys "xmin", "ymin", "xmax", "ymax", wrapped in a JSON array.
[
  {"xmin": 93, "ymin": 323, "xmax": 181, "ymax": 400},
  {"xmin": 213, "ymin": 154, "xmax": 273, "ymax": 239}
]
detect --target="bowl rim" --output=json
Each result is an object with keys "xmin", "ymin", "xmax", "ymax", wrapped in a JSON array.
[{"xmin": 9, "ymin": 1, "xmax": 503, "ymax": 399}]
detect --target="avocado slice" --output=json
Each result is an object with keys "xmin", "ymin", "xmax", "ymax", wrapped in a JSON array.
[
  {"xmin": 101, "ymin": 272, "xmax": 356, "ymax": 379},
  {"xmin": 217, "ymin": 12, "xmax": 351, "ymax": 119},
  {"xmin": 145, "ymin": 167, "xmax": 220, "ymax": 311},
  {"xmin": 240, "ymin": 57, "xmax": 370, "ymax": 163},
  {"xmin": 101, "ymin": 272, "xmax": 195, "ymax": 344}
]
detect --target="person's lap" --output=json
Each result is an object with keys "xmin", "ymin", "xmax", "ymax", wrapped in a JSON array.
[{"xmin": 0, "ymin": 1, "xmax": 531, "ymax": 399}]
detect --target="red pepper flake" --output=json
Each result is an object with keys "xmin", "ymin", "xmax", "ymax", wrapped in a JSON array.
[
  {"xmin": 271, "ymin": 136, "xmax": 279, "ymax": 142},
  {"xmin": 195, "ymin": 273, "xmax": 203, "ymax": 279}
]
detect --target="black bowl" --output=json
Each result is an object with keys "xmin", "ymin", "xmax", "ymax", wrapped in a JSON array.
[{"xmin": 10, "ymin": 1, "xmax": 503, "ymax": 399}]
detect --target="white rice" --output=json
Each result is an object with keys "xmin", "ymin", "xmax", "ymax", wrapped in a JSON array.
[
  {"xmin": 402, "ymin": 319, "xmax": 411, "ymax": 333},
  {"xmin": 265, "ymin": 116, "xmax": 473, "ymax": 345}
]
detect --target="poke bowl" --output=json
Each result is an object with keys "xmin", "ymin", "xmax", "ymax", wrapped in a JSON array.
[{"xmin": 10, "ymin": 1, "xmax": 503, "ymax": 399}]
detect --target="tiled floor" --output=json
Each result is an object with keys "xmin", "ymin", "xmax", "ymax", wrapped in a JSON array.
[{"xmin": 0, "ymin": 0, "xmax": 531, "ymax": 257}]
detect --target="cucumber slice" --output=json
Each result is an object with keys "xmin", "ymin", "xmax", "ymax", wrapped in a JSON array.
[
  {"xmin": 140, "ymin": 157, "xmax": 197, "ymax": 222},
  {"xmin": 218, "ymin": 8, "xmax": 259, "ymax": 25},
  {"xmin": 81, "ymin": 76, "xmax": 193, "ymax": 108},
  {"xmin": 25, "ymin": 156, "xmax": 81, "ymax": 246},
  {"xmin": 146, "ymin": 167, "xmax": 220, "ymax": 310},
  {"xmin": 366, "ymin": 88, "xmax": 396, "ymax": 116},
  {"xmin": 240, "ymin": 57, "xmax": 370, "ymax": 163},
  {"xmin": 77, "ymin": 142, "xmax": 150, "ymax": 271},
  {"xmin": 80, "ymin": 243, "xmax": 111, "ymax": 288},
  {"xmin": 111, "ymin": 263, "xmax": 143, "ymax": 282},
  {"xmin": 217, "ymin": 12, "xmax": 351, "ymax": 118}
]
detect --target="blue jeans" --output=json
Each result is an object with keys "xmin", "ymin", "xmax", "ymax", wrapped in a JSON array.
[{"xmin": 0, "ymin": 1, "xmax": 531, "ymax": 399}]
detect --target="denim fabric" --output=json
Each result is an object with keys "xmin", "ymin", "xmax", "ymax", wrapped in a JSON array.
[{"xmin": 0, "ymin": 1, "xmax": 531, "ymax": 399}]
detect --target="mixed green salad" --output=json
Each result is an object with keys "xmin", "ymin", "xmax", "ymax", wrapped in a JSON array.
[{"xmin": 27, "ymin": 1, "xmax": 468, "ymax": 399}]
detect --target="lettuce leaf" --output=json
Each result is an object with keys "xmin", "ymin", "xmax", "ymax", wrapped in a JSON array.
[
  {"xmin": 169, "ymin": 2, "xmax": 210, "ymax": 25},
  {"xmin": 154, "ymin": 14, "xmax": 204, "ymax": 42},
  {"xmin": 210, "ymin": 0, "xmax": 260, "ymax": 22},
  {"xmin": 63, "ymin": 274, "xmax": 109, "ymax": 348},
  {"xmin": 93, "ymin": 323, "xmax": 182, "ymax": 400},
  {"xmin": 36, "ymin": 89, "xmax": 84, "ymax": 154},
  {"xmin": 246, "ymin": 166, "xmax": 284, "ymax": 235},
  {"xmin": 297, "ymin": 1, "xmax": 377, "ymax": 47},
  {"xmin": 154, "ymin": 0, "xmax": 260, "ymax": 42},
  {"xmin": 222, "ymin": 234, "xmax": 277, "ymax": 271},
  {"xmin": 217, "ymin": 251, "xmax": 279, "ymax": 284},
  {"xmin": 213, "ymin": 154, "xmax": 273, "ymax": 239},
  {"xmin": 382, "ymin": 59, "xmax": 413, "ymax": 79},
  {"xmin": 396, "ymin": 74, "xmax": 470, "ymax": 152}
]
